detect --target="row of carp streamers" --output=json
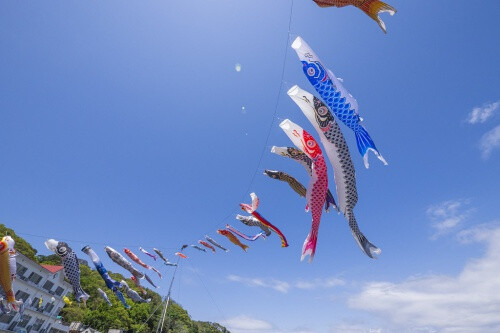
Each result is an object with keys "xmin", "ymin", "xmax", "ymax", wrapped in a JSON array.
[
  {"xmin": 0, "ymin": 236, "xmax": 185, "ymax": 312},
  {"xmin": 0, "ymin": 1, "xmax": 396, "ymax": 311},
  {"xmin": 184, "ymin": 1, "xmax": 397, "ymax": 259},
  {"xmin": 184, "ymin": 34, "xmax": 391, "ymax": 261},
  {"xmin": 178, "ymin": 2, "xmax": 398, "ymax": 259}
]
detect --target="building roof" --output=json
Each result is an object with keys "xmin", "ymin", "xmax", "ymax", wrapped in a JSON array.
[{"xmin": 41, "ymin": 264, "xmax": 64, "ymax": 273}]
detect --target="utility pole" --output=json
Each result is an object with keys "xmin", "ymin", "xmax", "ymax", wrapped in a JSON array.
[{"xmin": 155, "ymin": 247, "xmax": 184, "ymax": 333}]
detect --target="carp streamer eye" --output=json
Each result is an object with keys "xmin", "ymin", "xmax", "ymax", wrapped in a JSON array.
[
  {"xmin": 318, "ymin": 106, "xmax": 328, "ymax": 116},
  {"xmin": 307, "ymin": 140, "xmax": 316, "ymax": 148},
  {"xmin": 307, "ymin": 67, "xmax": 315, "ymax": 76}
]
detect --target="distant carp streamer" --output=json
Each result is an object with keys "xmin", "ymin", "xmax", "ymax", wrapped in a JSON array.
[
  {"xmin": 82, "ymin": 245, "xmax": 129, "ymax": 308},
  {"xmin": 235, "ymin": 214, "xmax": 272, "ymax": 237},
  {"xmin": 288, "ymin": 85, "xmax": 381, "ymax": 258},
  {"xmin": 292, "ymin": 36, "xmax": 387, "ymax": 168},
  {"xmin": 139, "ymin": 247, "xmax": 157, "ymax": 261},
  {"xmin": 45, "ymin": 239, "xmax": 90, "ymax": 304},
  {"xmin": 175, "ymin": 252, "xmax": 188, "ymax": 259},
  {"xmin": 312, "ymin": 0, "xmax": 396, "ymax": 33},
  {"xmin": 217, "ymin": 229, "xmax": 249, "ymax": 252},
  {"xmin": 154, "ymin": 248, "xmax": 177, "ymax": 266},
  {"xmin": 191, "ymin": 245, "xmax": 206, "ymax": 252},
  {"xmin": 205, "ymin": 235, "xmax": 229, "ymax": 252},
  {"xmin": 106, "ymin": 246, "xmax": 156, "ymax": 290},
  {"xmin": 240, "ymin": 193, "xmax": 288, "ymax": 248},
  {"xmin": 270, "ymin": 147, "xmax": 337, "ymax": 212},
  {"xmin": 97, "ymin": 288, "xmax": 113, "ymax": 307},
  {"xmin": 198, "ymin": 240, "xmax": 216, "ymax": 253},
  {"xmin": 279, "ymin": 119, "xmax": 328, "ymax": 262},
  {"xmin": 120, "ymin": 280, "xmax": 151, "ymax": 303},
  {"xmin": 124, "ymin": 248, "xmax": 162, "ymax": 279},
  {"xmin": 225, "ymin": 224, "xmax": 266, "ymax": 241}
]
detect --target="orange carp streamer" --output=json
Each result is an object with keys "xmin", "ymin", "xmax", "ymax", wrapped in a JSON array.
[
  {"xmin": 217, "ymin": 230, "xmax": 249, "ymax": 252},
  {"xmin": 312, "ymin": 0, "xmax": 396, "ymax": 33}
]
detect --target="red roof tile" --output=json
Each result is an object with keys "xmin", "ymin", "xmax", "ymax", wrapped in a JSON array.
[{"xmin": 41, "ymin": 264, "xmax": 64, "ymax": 273}]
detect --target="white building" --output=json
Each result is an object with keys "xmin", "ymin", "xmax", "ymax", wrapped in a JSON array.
[{"xmin": 0, "ymin": 252, "xmax": 72, "ymax": 333}]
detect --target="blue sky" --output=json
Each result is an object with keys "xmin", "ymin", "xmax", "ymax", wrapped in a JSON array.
[{"xmin": 1, "ymin": 0, "xmax": 499, "ymax": 332}]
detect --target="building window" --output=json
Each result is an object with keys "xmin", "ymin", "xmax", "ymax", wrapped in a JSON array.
[
  {"xmin": 54, "ymin": 286, "xmax": 64, "ymax": 296},
  {"xmin": 42, "ymin": 280, "xmax": 54, "ymax": 292},
  {"xmin": 28, "ymin": 272, "xmax": 43, "ymax": 285},
  {"xmin": 18, "ymin": 314, "xmax": 32, "ymax": 328},
  {"xmin": 31, "ymin": 297, "xmax": 40, "ymax": 307},
  {"xmin": 16, "ymin": 263, "xmax": 28, "ymax": 277},
  {"xmin": 15, "ymin": 290, "xmax": 30, "ymax": 302},
  {"xmin": 53, "ymin": 306, "xmax": 63, "ymax": 317},
  {"xmin": 32, "ymin": 318, "xmax": 45, "ymax": 331},
  {"xmin": 0, "ymin": 312, "xmax": 15, "ymax": 324},
  {"xmin": 44, "ymin": 302, "xmax": 55, "ymax": 314}
]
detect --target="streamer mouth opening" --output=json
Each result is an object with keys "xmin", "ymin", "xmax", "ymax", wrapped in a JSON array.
[
  {"xmin": 279, "ymin": 119, "xmax": 292, "ymax": 130},
  {"xmin": 44, "ymin": 239, "xmax": 58, "ymax": 252},
  {"xmin": 287, "ymin": 85, "xmax": 299, "ymax": 96},
  {"xmin": 291, "ymin": 36, "xmax": 302, "ymax": 50}
]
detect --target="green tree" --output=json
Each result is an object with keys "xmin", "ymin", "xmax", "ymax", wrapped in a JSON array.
[{"xmin": 0, "ymin": 224, "xmax": 38, "ymax": 261}]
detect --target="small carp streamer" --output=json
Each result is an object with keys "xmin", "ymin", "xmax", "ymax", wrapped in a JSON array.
[
  {"xmin": 120, "ymin": 280, "xmax": 151, "ymax": 303},
  {"xmin": 97, "ymin": 288, "xmax": 113, "ymax": 307},
  {"xmin": 105, "ymin": 246, "xmax": 145, "ymax": 279},
  {"xmin": 235, "ymin": 214, "xmax": 272, "ymax": 237},
  {"xmin": 139, "ymin": 247, "xmax": 157, "ymax": 261},
  {"xmin": 264, "ymin": 170, "xmax": 306, "ymax": 197},
  {"xmin": 288, "ymin": 85, "xmax": 381, "ymax": 258},
  {"xmin": 124, "ymin": 248, "xmax": 162, "ymax": 279},
  {"xmin": 198, "ymin": 240, "xmax": 216, "ymax": 252},
  {"xmin": 204, "ymin": 235, "xmax": 229, "ymax": 252},
  {"xmin": 292, "ymin": 36, "xmax": 387, "ymax": 168},
  {"xmin": 269, "ymin": 148, "xmax": 337, "ymax": 212},
  {"xmin": 153, "ymin": 248, "xmax": 177, "ymax": 266},
  {"xmin": 225, "ymin": 224, "xmax": 266, "ymax": 241},
  {"xmin": 164, "ymin": 261, "xmax": 178, "ymax": 267},
  {"xmin": 0, "ymin": 237, "xmax": 21, "ymax": 310},
  {"xmin": 82, "ymin": 246, "xmax": 129, "ymax": 308},
  {"xmin": 175, "ymin": 252, "xmax": 188, "ymax": 259},
  {"xmin": 191, "ymin": 245, "xmax": 206, "ymax": 252},
  {"xmin": 279, "ymin": 119, "xmax": 328, "ymax": 262},
  {"xmin": 144, "ymin": 273, "xmax": 158, "ymax": 289},
  {"xmin": 217, "ymin": 229, "xmax": 249, "ymax": 252},
  {"xmin": 130, "ymin": 275, "xmax": 146, "ymax": 295},
  {"xmin": 153, "ymin": 248, "xmax": 168, "ymax": 262},
  {"xmin": 312, "ymin": 0, "xmax": 396, "ymax": 33},
  {"xmin": 240, "ymin": 193, "xmax": 289, "ymax": 248},
  {"xmin": 45, "ymin": 239, "xmax": 90, "ymax": 304}
]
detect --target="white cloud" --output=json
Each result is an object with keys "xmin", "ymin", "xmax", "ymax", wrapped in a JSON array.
[
  {"xmin": 480, "ymin": 125, "xmax": 500, "ymax": 159},
  {"xmin": 227, "ymin": 275, "xmax": 290, "ymax": 293},
  {"xmin": 426, "ymin": 200, "xmax": 471, "ymax": 238},
  {"xmin": 467, "ymin": 101, "xmax": 499, "ymax": 124},
  {"xmin": 222, "ymin": 316, "xmax": 317, "ymax": 333},
  {"xmin": 222, "ymin": 315, "xmax": 273, "ymax": 332},
  {"xmin": 227, "ymin": 275, "xmax": 345, "ymax": 293},
  {"xmin": 294, "ymin": 277, "xmax": 345, "ymax": 290},
  {"xmin": 347, "ymin": 224, "xmax": 500, "ymax": 332},
  {"xmin": 330, "ymin": 323, "xmax": 385, "ymax": 333}
]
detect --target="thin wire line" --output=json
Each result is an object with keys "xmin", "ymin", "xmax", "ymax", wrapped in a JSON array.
[
  {"xmin": 204, "ymin": 0, "xmax": 296, "ymax": 238},
  {"xmin": 186, "ymin": 261, "xmax": 227, "ymax": 322},
  {"xmin": 15, "ymin": 231, "xmax": 177, "ymax": 251}
]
